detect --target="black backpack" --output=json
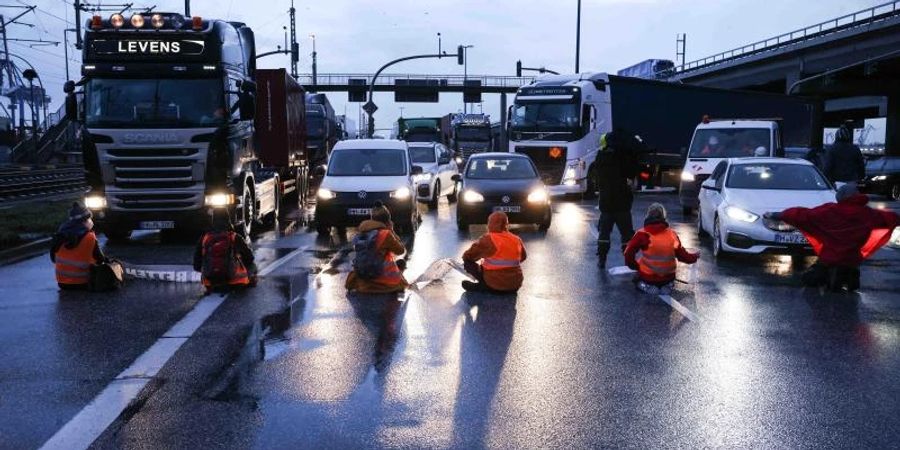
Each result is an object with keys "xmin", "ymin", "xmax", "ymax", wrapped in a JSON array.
[
  {"xmin": 352, "ymin": 230, "xmax": 384, "ymax": 280},
  {"xmin": 89, "ymin": 260, "xmax": 124, "ymax": 292},
  {"xmin": 202, "ymin": 231, "xmax": 236, "ymax": 283}
]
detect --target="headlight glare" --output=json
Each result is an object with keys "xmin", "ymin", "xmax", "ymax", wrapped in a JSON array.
[
  {"xmin": 463, "ymin": 190, "xmax": 484, "ymax": 203},
  {"xmin": 872, "ymin": 175, "xmax": 887, "ymax": 181},
  {"xmin": 390, "ymin": 187, "xmax": 411, "ymax": 199},
  {"xmin": 681, "ymin": 170, "xmax": 695, "ymax": 182},
  {"xmin": 204, "ymin": 193, "xmax": 234, "ymax": 207},
  {"xmin": 317, "ymin": 188, "xmax": 336, "ymax": 200},
  {"xmin": 84, "ymin": 195, "xmax": 107, "ymax": 210},
  {"xmin": 725, "ymin": 206, "xmax": 759, "ymax": 223},
  {"xmin": 527, "ymin": 188, "xmax": 549, "ymax": 203}
]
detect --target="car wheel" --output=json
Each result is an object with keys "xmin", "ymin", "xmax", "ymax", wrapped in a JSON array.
[
  {"xmin": 713, "ymin": 216, "xmax": 728, "ymax": 258},
  {"xmin": 538, "ymin": 208, "xmax": 552, "ymax": 231},
  {"xmin": 428, "ymin": 181, "xmax": 440, "ymax": 210},
  {"xmin": 457, "ymin": 213, "xmax": 469, "ymax": 231},
  {"xmin": 682, "ymin": 206, "xmax": 693, "ymax": 217},
  {"xmin": 447, "ymin": 181, "xmax": 458, "ymax": 203},
  {"xmin": 891, "ymin": 183, "xmax": 900, "ymax": 201},
  {"xmin": 697, "ymin": 211, "xmax": 709, "ymax": 238}
]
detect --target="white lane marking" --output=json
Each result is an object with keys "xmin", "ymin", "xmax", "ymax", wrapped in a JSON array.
[
  {"xmin": 658, "ymin": 294, "xmax": 700, "ymax": 322},
  {"xmin": 40, "ymin": 245, "xmax": 307, "ymax": 450}
]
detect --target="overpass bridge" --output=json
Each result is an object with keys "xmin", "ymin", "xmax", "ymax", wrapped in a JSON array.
[
  {"xmin": 671, "ymin": 0, "xmax": 900, "ymax": 153},
  {"xmin": 296, "ymin": 74, "xmax": 534, "ymax": 94}
]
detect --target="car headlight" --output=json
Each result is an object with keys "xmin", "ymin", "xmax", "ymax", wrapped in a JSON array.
[
  {"xmin": 681, "ymin": 170, "xmax": 695, "ymax": 182},
  {"xmin": 390, "ymin": 186, "xmax": 411, "ymax": 199},
  {"xmin": 462, "ymin": 190, "xmax": 484, "ymax": 203},
  {"xmin": 317, "ymin": 188, "xmax": 336, "ymax": 200},
  {"xmin": 84, "ymin": 194, "xmax": 107, "ymax": 210},
  {"xmin": 204, "ymin": 192, "xmax": 235, "ymax": 208},
  {"xmin": 872, "ymin": 175, "xmax": 887, "ymax": 181},
  {"xmin": 527, "ymin": 188, "xmax": 549, "ymax": 203},
  {"xmin": 725, "ymin": 206, "xmax": 759, "ymax": 223}
]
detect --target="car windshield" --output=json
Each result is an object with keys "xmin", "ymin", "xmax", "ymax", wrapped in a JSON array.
[
  {"xmin": 85, "ymin": 78, "xmax": 225, "ymax": 128},
  {"xmin": 688, "ymin": 128, "xmax": 771, "ymax": 158},
  {"xmin": 466, "ymin": 158, "xmax": 537, "ymax": 179},
  {"xmin": 455, "ymin": 127, "xmax": 491, "ymax": 141},
  {"xmin": 408, "ymin": 146, "xmax": 436, "ymax": 163},
  {"xmin": 726, "ymin": 163, "xmax": 830, "ymax": 190},
  {"xmin": 328, "ymin": 149, "xmax": 408, "ymax": 176}
]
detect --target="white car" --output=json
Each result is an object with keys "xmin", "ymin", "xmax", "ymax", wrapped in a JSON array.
[
  {"xmin": 698, "ymin": 157, "xmax": 836, "ymax": 257},
  {"xmin": 407, "ymin": 142, "xmax": 459, "ymax": 209}
]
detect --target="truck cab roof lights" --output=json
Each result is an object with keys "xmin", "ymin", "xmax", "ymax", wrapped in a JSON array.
[
  {"xmin": 91, "ymin": 15, "xmax": 102, "ymax": 29},
  {"xmin": 110, "ymin": 13, "xmax": 125, "ymax": 28},
  {"xmin": 170, "ymin": 15, "xmax": 185, "ymax": 29},
  {"xmin": 130, "ymin": 14, "xmax": 145, "ymax": 28},
  {"xmin": 151, "ymin": 14, "xmax": 165, "ymax": 29},
  {"xmin": 191, "ymin": 16, "xmax": 203, "ymax": 30}
]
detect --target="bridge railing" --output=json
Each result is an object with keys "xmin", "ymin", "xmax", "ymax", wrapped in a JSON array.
[
  {"xmin": 678, "ymin": 0, "xmax": 900, "ymax": 74},
  {"xmin": 296, "ymin": 73, "xmax": 535, "ymax": 88}
]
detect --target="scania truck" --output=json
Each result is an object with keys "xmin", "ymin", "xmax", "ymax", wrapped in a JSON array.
[
  {"xmin": 66, "ymin": 12, "xmax": 307, "ymax": 239},
  {"xmin": 509, "ymin": 73, "xmax": 821, "ymax": 196},
  {"xmin": 448, "ymin": 113, "xmax": 492, "ymax": 165}
]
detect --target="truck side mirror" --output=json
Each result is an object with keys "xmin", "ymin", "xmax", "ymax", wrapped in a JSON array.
[
  {"xmin": 65, "ymin": 94, "xmax": 78, "ymax": 120},
  {"xmin": 239, "ymin": 92, "xmax": 255, "ymax": 121},
  {"xmin": 313, "ymin": 165, "xmax": 326, "ymax": 178}
]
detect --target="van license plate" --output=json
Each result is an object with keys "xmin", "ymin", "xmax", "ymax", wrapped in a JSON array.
[
  {"xmin": 774, "ymin": 232, "xmax": 807, "ymax": 245},
  {"xmin": 347, "ymin": 208, "xmax": 372, "ymax": 216},
  {"xmin": 492, "ymin": 206, "xmax": 521, "ymax": 213},
  {"xmin": 139, "ymin": 221, "xmax": 175, "ymax": 230}
]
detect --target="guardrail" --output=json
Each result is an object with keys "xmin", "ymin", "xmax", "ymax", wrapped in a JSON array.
[
  {"xmin": 296, "ymin": 73, "xmax": 535, "ymax": 88},
  {"xmin": 677, "ymin": 0, "xmax": 900, "ymax": 73},
  {"xmin": 0, "ymin": 165, "xmax": 86, "ymax": 203}
]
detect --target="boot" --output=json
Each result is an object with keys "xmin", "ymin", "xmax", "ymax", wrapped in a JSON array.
[{"xmin": 597, "ymin": 241, "xmax": 610, "ymax": 268}]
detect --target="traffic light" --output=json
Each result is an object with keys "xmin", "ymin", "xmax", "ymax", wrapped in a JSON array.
[
  {"xmin": 516, "ymin": 60, "xmax": 522, "ymax": 77},
  {"xmin": 457, "ymin": 45, "xmax": 464, "ymax": 65}
]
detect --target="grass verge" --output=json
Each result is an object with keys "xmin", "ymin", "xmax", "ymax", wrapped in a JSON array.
[{"xmin": 0, "ymin": 200, "xmax": 72, "ymax": 250}]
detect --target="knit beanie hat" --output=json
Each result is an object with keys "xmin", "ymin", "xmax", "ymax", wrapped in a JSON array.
[
  {"xmin": 371, "ymin": 201, "xmax": 392, "ymax": 224},
  {"xmin": 69, "ymin": 202, "xmax": 92, "ymax": 221},
  {"xmin": 646, "ymin": 202, "xmax": 667, "ymax": 221},
  {"xmin": 835, "ymin": 182, "xmax": 859, "ymax": 202}
]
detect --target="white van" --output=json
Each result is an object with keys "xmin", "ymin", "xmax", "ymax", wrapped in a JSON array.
[
  {"xmin": 679, "ymin": 119, "xmax": 782, "ymax": 214},
  {"xmin": 314, "ymin": 139, "xmax": 422, "ymax": 234}
]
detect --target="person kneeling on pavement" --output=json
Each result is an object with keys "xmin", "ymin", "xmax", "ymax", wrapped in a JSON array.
[
  {"xmin": 346, "ymin": 202, "xmax": 409, "ymax": 294},
  {"xmin": 461, "ymin": 212, "xmax": 527, "ymax": 294},
  {"xmin": 624, "ymin": 203, "xmax": 699, "ymax": 295},
  {"xmin": 765, "ymin": 183, "xmax": 898, "ymax": 292},
  {"xmin": 51, "ymin": 202, "xmax": 108, "ymax": 290},
  {"xmin": 194, "ymin": 209, "xmax": 257, "ymax": 293}
]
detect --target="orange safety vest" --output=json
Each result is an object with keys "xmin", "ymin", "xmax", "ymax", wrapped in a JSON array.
[
  {"xmin": 55, "ymin": 232, "xmax": 98, "ymax": 285},
  {"xmin": 482, "ymin": 231, "xmax": 524, "ymax": 271},
  {"xmin": 373, "ymin": 229, "xmax": 403, "ymax": 285},
  {"xmin": 201, "ymin": 232, "xmax": 251, "ymax": 288},
  {"xmin": 637, "ymin": 228, "xmax": 679, "ymax": 279}
]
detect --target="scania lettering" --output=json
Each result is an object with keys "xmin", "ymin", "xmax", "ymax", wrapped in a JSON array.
[{"xmin": 66, "ymin": 13, "xmax": 308, "ymax": 239}]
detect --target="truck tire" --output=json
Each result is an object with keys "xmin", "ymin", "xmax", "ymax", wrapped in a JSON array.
[
  {"xmin": 316, "ymin": 223, "xmax": 331, "ymax": 235},
  {"xmin": 240, "ymin": 188, "xmax": 255, "ymax": 237},
  {"xmin": 267, "ymin": 179, "xmax": 281, "ymax": 226},
  {"xmin": 104, "ymin": 229, "xmax": 131, "ymax": 243}
]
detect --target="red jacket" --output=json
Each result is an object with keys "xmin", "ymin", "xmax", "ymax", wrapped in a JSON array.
[
  {"xmin": 780, "ymin": 194, "xmax": 898, "ymax": 266},
  {"xmin": 624, "ymin": 219, "xmax": 698, "ymax": 284}
]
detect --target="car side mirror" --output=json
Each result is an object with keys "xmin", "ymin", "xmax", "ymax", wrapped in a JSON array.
[
  {"xmin": 438, "ymin": 155, "xmax": 451, "ymax": 165},
  {"xmin": 313, "ymin": 165, "xmax": 326, "ymax": 178},
  {"xmin": 411, "ymin": 165, "xmax": 424, "ymax": 176},
  {"xmin": 700, "ymin": 183, "xmax": 720, "ymax": 192},
  {"xmin": 451, "ymin": 174, "xmax": 462, "ymax": 182}
]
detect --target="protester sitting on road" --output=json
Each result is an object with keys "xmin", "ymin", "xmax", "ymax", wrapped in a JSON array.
[
  {"xmin": 461, "ymin": 212, "xmax": 527, "ymax": 294},
  {"xmin": 345, "ymin": 202, "xmax": 409, "ymax": 294},
  {"xmin": 624, "ymin": 203, "xmax": 699, "ymax": 295},
  {"xmin": 193, "ymin": 209, "xmax": 257, "ymax": 294},
  {"xmin": 765, "ymin": 183, "xmax": 899, "ymax": 292},
  {"xmin": 50, "ymin": 202, "xmax": 106, "ymax": 290}
]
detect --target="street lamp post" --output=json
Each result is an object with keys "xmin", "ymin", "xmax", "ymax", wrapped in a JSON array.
[
  {"xmin": 22, "ymin": 68, "xmax": 38, "ymax": 161},
  {"xmin": 575, "ymin": 0, "xmax": 582, "ymax": 73},
  {"xmin": 461, "ymin": 44, "xmax": 473, "ymax": 113},
  {"xmin": 309, "ymin": 33, "xmax": 317, "ymax": 86},
  {"xmin": 63, "ymin": 28, "xmax": 77, "ymax": 80}
]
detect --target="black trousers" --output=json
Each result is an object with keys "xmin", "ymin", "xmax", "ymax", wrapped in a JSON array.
[
  {"xmin": 801, "ymin": 262, "xmax": 861, "ymax": 291},
  {"xmin": 597, "ymin": 210, "xmax": 634, "ymax": 255}
]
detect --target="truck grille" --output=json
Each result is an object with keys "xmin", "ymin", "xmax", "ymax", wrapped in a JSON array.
[
  {"xmin": 101, "ymin": 144, "xmax": 206, "ymax": 212},
  {"xmin": 515, "ymin": 146, "xmax": 567, "ymax": 185},
  {"xmin": 109, "ymin": 192, "xmax": 202, "ymax": 211}
]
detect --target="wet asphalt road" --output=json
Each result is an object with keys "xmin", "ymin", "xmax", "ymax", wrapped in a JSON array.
[{"xmin": 1, "ymin": 193, "xmax": 899, "ymax": 449}]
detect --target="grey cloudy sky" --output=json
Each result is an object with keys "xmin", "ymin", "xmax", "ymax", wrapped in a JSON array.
[{"xmin": 13, "ymin": 0, "xmax": 883, "ymax": 136}]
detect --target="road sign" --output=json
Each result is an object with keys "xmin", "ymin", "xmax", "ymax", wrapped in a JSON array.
[{"xmin": 363, "ymin": 101, "xmax": 378, "ymax": 114}]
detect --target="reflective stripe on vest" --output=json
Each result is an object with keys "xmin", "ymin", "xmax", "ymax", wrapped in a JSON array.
[
  {"xmin": 55, "ymin": 232, "xmax": 98, "ymax": 285},
  {"xmin": 373, "ymin": 229, "xmax": 403, "ymax": 285},
  {"xmin": 637, "ymin": 228, "xmax": 678, "ymax": 278},
  {"xmin": 482, "ymin": 231, "xmax": 523, "ymax": 271}
]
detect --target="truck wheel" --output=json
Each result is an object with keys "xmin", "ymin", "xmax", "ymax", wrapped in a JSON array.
[
  {"xmin": 268, "ymin": 180, "xmax": 281, "ymax": 225},
  {"xmin": 428, "ymin": 181, "xmax": 441, "ymax": 210},
  {"xmin": 316, "ymin": 223, "xmax": 331, "ymax": 235},
  {"xmin": 240, "ymin": 188, "xmax": 254, "ymax": 237},
  {"xmin": 105, "ymin": 229, "xmax": 131, "ymax": 243}
]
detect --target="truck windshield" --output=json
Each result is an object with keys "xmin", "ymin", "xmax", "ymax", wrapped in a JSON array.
[
  {"xmin": 404, "ymin": 130, "xmax": 439, "ymax": 142},
  {"xmin": 510, "ymin": 101, "xmax": 580, "ymax": 138},
  {"xmin": 85, "ymin": 78, "xmax": 225, "ymax": 128},
  {"xmin": 327, "ymin": 149, "xmax": 408, "ymax": 176},
  {"xmin": 456, "ymin": 127, "xmax": 491, "ymax": 141},
  {"xmin": 726, "ymin": 163, "xmax": 830, "ymax": 190},
  {"xmin": 307, "ymin": 116, "xmax": 326, "ymax": 138},
  {"xmin": 408, "ymin": 147, "xmax": 436, "ymax": 163},
  {"xmin": 688, "ymin": 128, "xmax": 771, "ymax": 158}
]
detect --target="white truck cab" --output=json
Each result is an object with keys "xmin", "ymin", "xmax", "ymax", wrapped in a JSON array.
[{"xmin": 679, "ymin": 119, "xmax": 783, "ymax": 214}]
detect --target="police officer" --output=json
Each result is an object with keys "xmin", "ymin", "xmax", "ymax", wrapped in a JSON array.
[{"xmin": 596, "ymin": 129, "xmax": 641, "ymax": 268}]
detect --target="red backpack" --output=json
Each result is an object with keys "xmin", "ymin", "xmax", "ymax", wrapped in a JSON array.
[{"xmin": 202, "ymin": 231, "xmax": 236, "ymax": 283}]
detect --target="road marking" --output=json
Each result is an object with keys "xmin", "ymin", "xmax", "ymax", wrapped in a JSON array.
[
  {"xmin": 658, "ymin": 294, "xmax": 700, "ymax": 322},
  {"xmin": 40, "ymin": 245, "xmax": 307, "ymax": 450}
]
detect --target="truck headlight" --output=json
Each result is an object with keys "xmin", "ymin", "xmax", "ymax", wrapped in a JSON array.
[
  {"xmin": 204, "ymin": 192, "xmax": 235, "ymax": 208},
  {"xmin": 463, "ymin": 190, "xmax": 484, "ymax": 203},
  {"xmin": 562, "ymin": 166, "xmax": 578, "ymax": 185},
  {"xmin": 317, "ymin": 188, "xmax": 336, "ymax": 200},
  {"xmin": 84, "ymin": 195, "xmax": 107, "ymax": 210},
  {"xmin": 725, "ymin": 206, "xmax": 759, "ymax": 223},
  {"xmin": 681, "ymin": 170, "xmax": 695, "ymax": 182},
  {"xmin": 872, "ymin": 175, "xmax": 887, "ymax": 181},
  {"xmin": 527, "ymin": 188, "xmax": 549, "ymax": 203},
  {"xmin": 390, "ymin": 187, "xmax": 411, "ymax": 199}
]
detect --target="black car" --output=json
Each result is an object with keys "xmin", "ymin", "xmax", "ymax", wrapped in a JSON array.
[
  {"xmin": 861, "ymin": 156, "xmax": 900, "ymax": 200},
  {"xmin": 454, "ymin": 153, "xmax": 552, "ymax": 231}
]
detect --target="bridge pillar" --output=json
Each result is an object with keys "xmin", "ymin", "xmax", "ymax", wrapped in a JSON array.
[
  {"xmin": 784, "ymin": 70, "xmax": 802, "ymax": 95},
  {"xmin": 500, "ymin": 93, "xmax": 507, "ymax": 151},
  {"xmin": 886, "ymin": 95, "xmax": 900, "ymax": 156}
]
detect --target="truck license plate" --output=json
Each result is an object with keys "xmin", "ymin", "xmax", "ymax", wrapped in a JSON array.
[
  {"xmin": 139, "ymin": 221, "xmax": 175, "ymax": 230},
  {"xmin": 492, "ymin": 206, "xmax": 521, "ymax": 213},
  {"xmin": 774, "ymin": 232, "xmax": 807, "ymax": 245},
  {"xmin": 347, "ymin": 208, "xmax": 373, "ymax": 216}
]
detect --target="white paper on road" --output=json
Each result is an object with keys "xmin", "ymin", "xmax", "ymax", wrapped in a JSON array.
[
  {"xmin": 607, "ymin": 266, "xmax": 700, "ymax": 322},
  {"xmin": 122, "ymin": 263, "xmax": 201, "ymax": 283},
  {"xmin": 408, "ymin": 258, "xmax": 475, "ymax": 291},
  {"xmin": 607, "ymin": 265, "xmax": 637, "ymax": 277}
]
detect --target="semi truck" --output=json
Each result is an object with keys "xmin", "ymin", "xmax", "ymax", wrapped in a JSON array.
[
  {"xmin": 66, "ymin": 12, "xmax": 307, "ymax": 238},
  {"xmin": 447, "ymin": 113, "xmax": 493, "ymax": 164},
  {"xmin": 395, "ymin": 117, "xmax": 444, "ymax": 143},
  {"xmin": 508, "ymin": 73, "xmax": 822, "ymax": 196},
  {"xmin": 306, "ymin": 93, "xmax": 339, "ymax": 169},
  {"xmin": 617, "ymin": 59, "xmax": 676, "ymax": 80}
]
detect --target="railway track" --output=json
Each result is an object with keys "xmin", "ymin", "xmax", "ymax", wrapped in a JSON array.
[{"xmin": 0, "ymin": 165, "xmax": 86, "ymax": 203}]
